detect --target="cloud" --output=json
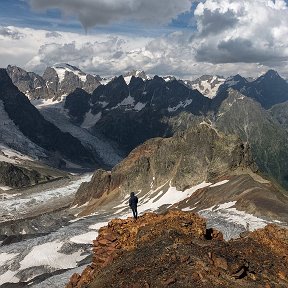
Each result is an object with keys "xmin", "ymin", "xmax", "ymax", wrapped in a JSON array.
[
  {"xmin": 192, "ymin": 0, "xmax": 288, "ymax": 65},
  {"xmin": 195, "ymin": 8, "xmax": 239, "ymax": 37},
  {"xmin": 45, "ymin": 31, "xmax": 62, "ymax": 38},
  {"xmin": 0, "ymin": 26, "xmax": 25, "ymax": 40},
  {"xmin": 29, "ymin": 0, "xmax": 193, "ymax": 29}
]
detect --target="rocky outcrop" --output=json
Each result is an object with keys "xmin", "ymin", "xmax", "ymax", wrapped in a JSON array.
[
  {"xmin": 66, "ymin": 210, "xmax": 288, "ymax": 288},
  {"xmin": 64, "ymin": 88, "xmax": 91, "ymax": 124},
  {"xmin": 0, "ymin": 162, "xmax": 43, "ymax": 188},
  {"xmin": 73, "ymin": 124, "xmax": 256, "ymax": 212}
]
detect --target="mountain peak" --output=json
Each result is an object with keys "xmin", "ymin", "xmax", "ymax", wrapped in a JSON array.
[
  {"xmin": 52, "ymin": 63, "xmax": 83, "ymax": 73},
  {"xmin": 124, "ymin": 70, "xmax": 148, "ymax": 79},
  {"xmin": 261, "ymin": 69, "xmax": 281, "ymax": 80}
]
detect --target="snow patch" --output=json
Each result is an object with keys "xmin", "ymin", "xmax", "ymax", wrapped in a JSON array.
[
  {"xmin": 0, "ymin": 253, "xmax": 19, "ymax": 266},
  {"xmin": 138, "ymin": 181, "xmax": 212, "ymax": 213},
  {"xmin": 168, "ymin": 99, "xmax": 192, "ymax": 112},
  {"xmin": 53, "ymin": 64, "xmax": 87, "ymax": 83},
  {"xmin": 81, "ymin": 111, "xmax": 102, "ymax": 129},
  {"xmin": 98, "ymin": 101, "xmax": 109, "ymax": 108},
  {"xmin": 210, "ymin": 180, "xmax": 229, "ymax": 187},
  {"xmin": 124, "ymin": 76, "xmax": 132, "ymax": 85},
  {"xmin": 111, "ymin": 95, "xmax": 135, "ymax": 110},
  {"xmin": 0, "ymin": 270, "xmax": 19, "ymax": 285},
  {"xmin": 0, "ymin": 186, "xmax": 12, "ymax": 191},
  {"xmin": 89, "ymin": 221, "xmax": 109, "ymax": 230},
  {"xmin": 134, "ymin": 102, "xmax": 146, "ymax": 111},
  {"xmin": 201, "ymin": 205, "xmax": 267, "ymax": 232},
  {"xmin": 20, "ymin": 241, "xmax": 86, "ymax": 270},
  {"xmin": 70, "ymin": 231, "xmax": 98, "ymax": 244}
]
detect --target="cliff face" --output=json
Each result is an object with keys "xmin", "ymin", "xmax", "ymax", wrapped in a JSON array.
[
  {"xmin": 66, "ymin": 210, "xmax": 288, "ymax": 288},
  {"xmin": 73, "ymin": 124, "xmax": 255, "ymax": 213}
]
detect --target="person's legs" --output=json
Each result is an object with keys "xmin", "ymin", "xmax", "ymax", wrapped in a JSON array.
[
  {"xmin": 132, "ymin": 207, "xmax": 137, "ymax": 219},
  {"xmin": 134, "ymin": 207, "xmax": 138, "ymax": 219}
]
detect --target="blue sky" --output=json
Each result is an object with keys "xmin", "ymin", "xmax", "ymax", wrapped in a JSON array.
[
  {"xmin": 0, "ymin": 0, "xmax": 288, "ymax": 78},
  {"xmin": 0, "ymin": 0, "xmax": 84, "ymax": 32},
  {"xmin": 0, "ymin": 0, "xmax": 197, "ymax": 36}
]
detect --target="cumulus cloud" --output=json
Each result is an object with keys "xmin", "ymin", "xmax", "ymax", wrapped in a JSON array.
[
  {"xmin": 0, "ymin": 26, "xmax": 25, "ymax": 40},
  {"xmin": 29, "ymin": 0, "xmax": 193, "ymax": 29},
  {"xmin": 193, "ymin": 0, "xmax": 288, "ymax": 65},
  {"xmin": 3, "ymin": 0, "xmax": 288, "ymax": 81}
]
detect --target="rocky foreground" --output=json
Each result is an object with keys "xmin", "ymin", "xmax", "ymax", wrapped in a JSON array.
[{"xmin": 66, "ymin": 210, "xmax": 288, "ymax": 288}]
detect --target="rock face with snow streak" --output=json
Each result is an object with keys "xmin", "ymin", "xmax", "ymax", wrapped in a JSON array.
[
  {"xmin": 73, "ymin": 124, "xmax": 255, "ymax": 211},
  {"xmin": 66, "ymin": 210, "xmax": 288, "ymax": 288},
  {"xmin": 7, "ymin": 64, "xmax": 101, "ymax": 101},
  {"xmin": 43, "ymin": 64, "xmax": 101, "ymax": 99},
  {"xmin": 6, "ymin": 65, "xmax": 49, "ymax": 100},
  {"xmin": 67, "ymin": 75, "xmax": 211, "ymax": 152}
]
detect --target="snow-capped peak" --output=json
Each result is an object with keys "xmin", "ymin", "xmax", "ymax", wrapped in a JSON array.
[
  {"xmin": 52, "ymin": 63, "xmax": 87, "ymax": 83},
  {"xmin": 186, "ymin": 75, "xmax": 226, "ymax": 98}
]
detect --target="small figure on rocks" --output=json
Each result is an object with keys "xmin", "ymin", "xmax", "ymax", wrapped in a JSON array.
[{"xmin": 129, "ymin": 192, "xmax": 138, "ymax": 220}]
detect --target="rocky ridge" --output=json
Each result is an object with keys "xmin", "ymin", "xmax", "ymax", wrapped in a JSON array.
[
  {"xmin": 66, "ymin": 210, "xmax": 288, "ymax": 288},
  {"xmin": 67, "ymin": 75, "xmax": 211, "ymax": 152},
  {"xmin": 72, "ymin": 122, "xmax": 288, "ymax": 229},
  {"xmin": 73, "ymin": 124, "xmax": 255, "ymax": 212}
]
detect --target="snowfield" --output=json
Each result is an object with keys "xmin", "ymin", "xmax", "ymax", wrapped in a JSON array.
[
  {"xmin": 0, "ymin": 174, "xmax": 93, "ymax": 223},
  {"xmin": 0, "ymin": 177, "xmax": 280, "ymax": 287}
]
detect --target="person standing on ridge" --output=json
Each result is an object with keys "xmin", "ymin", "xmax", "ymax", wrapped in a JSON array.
[{"xmin": 129, "ymin": 192, "xmax": 138, "ymax": 220}]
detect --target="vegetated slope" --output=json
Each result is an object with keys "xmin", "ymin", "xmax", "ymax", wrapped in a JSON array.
[
  {"xmin": 66, "ymin": 210, "xmax": 288, "ymax": 288},
  {"xmin": 0, "ymin": 69, "xmax": 97, "ymax": 167}
]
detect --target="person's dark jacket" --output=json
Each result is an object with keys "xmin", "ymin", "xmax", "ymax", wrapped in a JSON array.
[{"xmin": 129, "ymin": 192, "xmax": 138, "ymax": 208}]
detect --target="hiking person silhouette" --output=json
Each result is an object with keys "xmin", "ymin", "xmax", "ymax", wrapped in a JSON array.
[{"xmin": 129, "ymin": 192, "xmax": 138, "ymax": 220}]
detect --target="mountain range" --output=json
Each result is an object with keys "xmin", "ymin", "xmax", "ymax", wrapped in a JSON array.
[{"xmin": 1, "ymin": 63, "xmax": 288, "ymax": 287}]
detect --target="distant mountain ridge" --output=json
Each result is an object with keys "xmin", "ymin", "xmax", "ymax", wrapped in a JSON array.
[
  {"xmin": 216, "ymin": 70, "xmax": 288, "ymax": 108},
  {"xmin": 7, "ymin": 64, "xmax": 101, "ymax": 101},
  {"xmin": 65, "ymin": 75, "xmax": 211, "ymax": 152}
]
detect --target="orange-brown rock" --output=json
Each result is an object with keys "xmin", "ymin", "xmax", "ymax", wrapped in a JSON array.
[{"xmin": 66, "ymin": 210, "xmax": 288, "ymax": 288}]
